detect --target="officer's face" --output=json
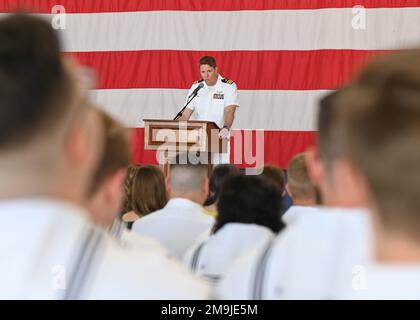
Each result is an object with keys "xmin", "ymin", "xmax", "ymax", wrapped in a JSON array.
[{"xmin": 200, "ymin": 64, "xmax": 218, "ymax": 86}]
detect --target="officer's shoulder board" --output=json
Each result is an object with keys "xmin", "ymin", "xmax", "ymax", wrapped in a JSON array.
[
  {"xmin": 193, "ymin": 79, "xmax": 204, "ymax": 85},
  {"xmin": 222, "ymin": 78, "xmax": 235, "ymax": 85}
]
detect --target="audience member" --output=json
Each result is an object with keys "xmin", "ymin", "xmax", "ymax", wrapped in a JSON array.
[
  {"xmin": 282, "ymin": 153, "xmax": 320, "ymax": 224},
  {"xmin": 334, "ymin": 50, "xmax": 420, "ymax": 299},
  {"xmin": 184, "ymin": 175, "xmax": 284, "ymax": 286},
  {"xmin": 132, "ymin": 153, "xmax": 215, "ymax": 259},
  {"xmin": 0, "ymin": 14, "xmax": 209, "ymax": 299},
  {"xmin": 203, "ymin": 164, "xmax": 241, "ymax": 217},
  {"xmin": 122, "ymin": 165, "xmax": 168, "ymax": 226},
  {"xmin": 217, "ymin": 88, "xmax": 372, "ymax": 299}
]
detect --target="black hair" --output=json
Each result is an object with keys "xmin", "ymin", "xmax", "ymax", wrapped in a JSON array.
[{"xmin": 214, "ymin": 175, "xmax": 285, "ymax": 233}]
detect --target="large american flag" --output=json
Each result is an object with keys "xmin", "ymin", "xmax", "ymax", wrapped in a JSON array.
[{"xmin": 3, "ymin": 0, "xmax": 420, "ymax": 168}]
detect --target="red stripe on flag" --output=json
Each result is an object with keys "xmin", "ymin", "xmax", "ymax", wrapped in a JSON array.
[
  {"xmin": 71, "ymin": 50, "xmax": 388, "ymax": 91},
  {"xmin": 230, "ymin": 130, "xmax": 317, "ymax": 169},
  {"xmin": 131, "ymin": 128, "xmax": 316, "ymax": 169},
  {"xmin": 2, "ymin": 0, "xmax": 420, "ymax": 13},
  {"xmin": 131, "ymin": 128, "xmax": 158, "ymax": 165}
]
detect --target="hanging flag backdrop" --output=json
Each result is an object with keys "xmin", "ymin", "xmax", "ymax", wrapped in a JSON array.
[{"xmin": 3, "ymin": 1, "xmax": 420, "ymax": 168}]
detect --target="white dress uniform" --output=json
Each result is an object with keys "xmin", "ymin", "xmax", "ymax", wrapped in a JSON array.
[
  {"xmin": 183, "ymin": 223, "xmax": 275, "ymax": 287},
  {"xmin": 0, "ymin": 198, "xmax": 209, "ymax": 299},
  {"xmin": 108, "ymin": 218, "xmax": 173, "ymax": 258},
  {"xmin": 185, "ymin": 74, "xmax": 239, "ymax": 164},
  {"xmin": 338, "ymin": 264, "xmax": 420, "ymax": 300},
  {"xmin": 216, "ymin": 207, "xmax": 373, "ymax": 299},
  {"xmin": 132, "ymin": 198, "xmax": 215, "ymax": 259}
]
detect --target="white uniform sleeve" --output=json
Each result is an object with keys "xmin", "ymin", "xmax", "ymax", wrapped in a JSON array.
[
  {"xmin": 216, "ymin": 248, "xmax": 260, "ymax": 299},
  {"xmin": 89, "ymin": 236, "xmax": 211, "ymax": 299},
  {"xmin": 224, "ymin": 82, "xmax": 239, "ymax": 108}
]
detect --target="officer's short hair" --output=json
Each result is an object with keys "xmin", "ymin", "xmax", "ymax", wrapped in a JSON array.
[
  {"xmin": 199, "ymin": 56, "xmax": 217, "ymax": 69},
  {"xmin": 0, "ymin": 13, "xmax": 75, "ymax": 149}
]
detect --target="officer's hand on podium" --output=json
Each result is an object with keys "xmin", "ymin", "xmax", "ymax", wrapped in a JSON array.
[{"xmin": 218, "ymin": 127, "xmax": 230, "ymax": 139}]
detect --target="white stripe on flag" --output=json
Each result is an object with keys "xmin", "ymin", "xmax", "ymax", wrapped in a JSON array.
[{"xmin": 15, "ymin": 8, "xmax": 420, "ymax": 51}]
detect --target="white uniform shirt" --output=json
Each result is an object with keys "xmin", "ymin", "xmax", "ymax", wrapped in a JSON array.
[
  {"xmin": 217, "ymin": 207, "xmax": 373, "ymax": 299},
  {"xmin": 183, "ymin": 223, "xmax": 275, "ymax": 285},
  {"xmin": 108, "ymin": 219, "xmax": 174, "ymax": 258},
  {"xmin": 0, "ymin": 198, "xmax": 209, "ymax": 299},
  {"xmin": 339, "ymin": 264, "xmax": 420, "ymax": 300},
  {"xmin": 186, "ymin": 74, "xmax": 239, "ymax": 129},
  {"xmin": 282, "ymin": 205, "xmax": 318, "ymax": 225},
  {"xmin": 132, "ymin": 198, "xmax": 215, "ymax": 259}
]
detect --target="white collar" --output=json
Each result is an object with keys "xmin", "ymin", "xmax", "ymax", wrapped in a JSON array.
[
  {"xmin": 285, "ymin": 205, "xmax": 317, "ymax": 212},
  {"xmin": 166, "ymin": 198, "xmax": 204, "ymax": 211}
]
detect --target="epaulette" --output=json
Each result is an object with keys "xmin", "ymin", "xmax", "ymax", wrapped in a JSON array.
[
  {"xmin": 222, "ymin": 78, "xmax": 235, "ymax": 85},
  {"xmin": 193, "ymin": 79, "xmax": 204, "ymax": 84}
]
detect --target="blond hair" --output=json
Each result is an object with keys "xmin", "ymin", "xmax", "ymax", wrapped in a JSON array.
[{"xmin": 287, "ymin": 153, "xmax": 317, "ymax": 202}]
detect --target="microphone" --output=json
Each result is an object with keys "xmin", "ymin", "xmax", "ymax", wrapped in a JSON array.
[{"xmin": 188, "ymin": 82, "xmax": 204, "ymax": 98}]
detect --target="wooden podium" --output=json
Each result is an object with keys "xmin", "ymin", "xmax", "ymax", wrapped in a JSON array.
[{"xmin": 143, "ymin": 119, "xmax": 228, "ymax": 177}]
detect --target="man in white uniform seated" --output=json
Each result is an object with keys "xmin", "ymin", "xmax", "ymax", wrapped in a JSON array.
[
  {"xmin": 216, "ymin": 88, "xmax": 373, "ymax": 300},
  {"xmin": 85, "ymin": 110, "xmax": 171, "ymax": 255},
  {"xmin": 0, "ymin": 14, "xmax": 209, "ymax": 300},
  {"xmin": 334, "ymin": 50, "xmax": 420, "ymax": 300},
  {"xmin": 132, "ymin": 153, "xmax": 215, "ymax": 259},
  {"xmin": 178, "ymin": 56, "xmax": 239, "ymax": 164}
]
